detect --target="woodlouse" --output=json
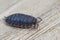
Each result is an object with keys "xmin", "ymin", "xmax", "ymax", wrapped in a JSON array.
[{"xmin": 5, "ymin": 13, "xmax": 42, "ymax": 28}]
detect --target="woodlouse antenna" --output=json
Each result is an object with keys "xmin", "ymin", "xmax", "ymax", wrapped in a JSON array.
[{"xmin": 37, "ymin": 17, "xmax": 42, "ymax": 23}]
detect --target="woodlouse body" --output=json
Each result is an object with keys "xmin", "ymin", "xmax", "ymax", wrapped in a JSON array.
[{"xmin": 5, "ymin": 13, "xmax": 42, "ymax": 28}]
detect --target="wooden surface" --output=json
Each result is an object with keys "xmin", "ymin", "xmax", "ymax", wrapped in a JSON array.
[{"xmin": 0, "ymin": 0, "xmax": 60, "ymax": 40}]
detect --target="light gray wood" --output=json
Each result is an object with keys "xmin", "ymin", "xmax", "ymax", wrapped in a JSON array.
[{"xmin": 0, "ymin": 0, "xmax": 60, "ymax": 40}]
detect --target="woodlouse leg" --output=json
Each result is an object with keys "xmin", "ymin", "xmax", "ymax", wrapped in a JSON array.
[
  {"xmin": 23, "ymin": 25, "xmax": 27, "ymax": 28},
  {"xmin": 33, "ymin": 23, "xmax": 39, "ymax": 29},
  {"xmin": 10, "ymin": 23, "xmax": 16, "ymax": 27},
  {"xmin": 30, "ymin": 24, "xmax": 34, "ymax": 29},
  {"xmin": 24, "ymin": 25, "xmax": 27, "ymax": 28},
  {"xmin": 21, "ymin": 25, "xmax": 28, "ymax": 29},
  {"xmin": 18, "ymin": 25, "xmax": 21, "ymax": 28},
  {"xmin": 25, "ymin": 25, "xmax": 30, "ymax": 29},
  {"xmin": 20, "ymin": 25, "xmax": 23, "ymax": 28}
]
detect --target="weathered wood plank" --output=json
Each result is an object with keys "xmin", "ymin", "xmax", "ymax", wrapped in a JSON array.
[{"xmin": 0, "ymin": 0, "xmax": 60, "ymax": 40}]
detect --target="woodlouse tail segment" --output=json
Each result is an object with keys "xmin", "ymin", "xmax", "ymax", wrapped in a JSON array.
[
  {"xmin": 4, "ymin": 16, "xmax": 7, "ymax": 20},
  {"xmin": 37, "ymin": 17, "xmax": 42, "ymax": 23}
]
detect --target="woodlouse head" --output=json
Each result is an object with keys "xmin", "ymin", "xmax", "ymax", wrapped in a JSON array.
[{"xmin": 37, "ymin": 17, "xmax": 42, "ymax": 23}]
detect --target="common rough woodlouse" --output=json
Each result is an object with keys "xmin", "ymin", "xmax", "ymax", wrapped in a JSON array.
[{"xmin": 5, "ymin": 13, "xmax": 42, "ymax": 29}]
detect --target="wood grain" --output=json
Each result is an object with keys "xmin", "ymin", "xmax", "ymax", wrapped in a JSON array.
[{"xmin": 0, "ymin": 0, "xmax": 60, "ymax": 40}]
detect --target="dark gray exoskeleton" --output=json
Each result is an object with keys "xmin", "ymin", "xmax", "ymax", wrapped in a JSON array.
[{"xmin": 5, "ymin": 13, "xmax": 42, "ymax": 29}]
